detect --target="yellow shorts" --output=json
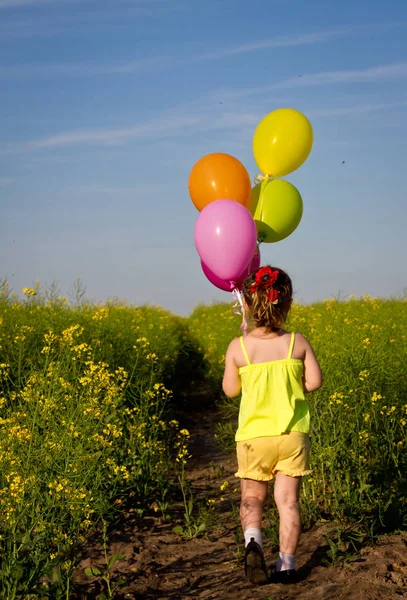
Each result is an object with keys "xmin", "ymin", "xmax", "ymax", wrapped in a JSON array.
[{"xmin": 235, "ymin": 432, "xmax": 311, "ymax": 481}]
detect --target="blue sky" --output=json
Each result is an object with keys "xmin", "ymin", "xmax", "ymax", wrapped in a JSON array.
[{"xmin": 1, "ymin": 0, "xmax": 406, "ymax": 315}]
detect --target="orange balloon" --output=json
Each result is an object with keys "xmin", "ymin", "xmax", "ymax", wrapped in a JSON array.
[{"xmin": 188, "ymin": 152, "xmax": 251, "ymax": 211}]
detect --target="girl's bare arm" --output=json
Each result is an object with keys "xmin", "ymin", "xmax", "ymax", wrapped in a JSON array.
[{"xmin": 222, "ymin": 339, "xmax": 242, "ymax": 398}]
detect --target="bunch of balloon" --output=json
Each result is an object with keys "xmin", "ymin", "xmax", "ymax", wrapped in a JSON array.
[
  {"xmin": 189, "ymin": 152, "xmax": 261, "ymax": 294},
  {"xmin": 251, "ymin": 108, "xmax": 313, "ymax": 243}
]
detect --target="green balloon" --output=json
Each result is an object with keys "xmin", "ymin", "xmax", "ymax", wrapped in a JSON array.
[{"xmin": 249, "ymin": 179, "xmax": 303, "ymax": 243}]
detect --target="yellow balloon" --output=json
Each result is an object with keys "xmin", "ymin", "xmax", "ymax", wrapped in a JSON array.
[
  {"xmin": 249, "ymin": 179, "xmax": 303, "ymax": 243},
  {"xmin": 253, "ymin": 108, "xmax": 313, "ymax": 177}
]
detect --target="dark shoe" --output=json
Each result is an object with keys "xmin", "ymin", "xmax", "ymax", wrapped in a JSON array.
[
  {"xmin": 244, "ymin": 538, "xmax": 268, "ymax": 585},
  {"xmin": 269, "ymin": 567, "xmax": 298, "ymax": 584}
]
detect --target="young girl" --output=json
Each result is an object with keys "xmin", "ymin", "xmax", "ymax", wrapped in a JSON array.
[{"xmin": 222, "ymin": 266, "xmax": 322, "ymax": 585}]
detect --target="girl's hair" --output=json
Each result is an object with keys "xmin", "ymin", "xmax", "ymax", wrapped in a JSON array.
[{"xmin": 242, "ymin": 266, "xmax": 293, "ymax": 333}]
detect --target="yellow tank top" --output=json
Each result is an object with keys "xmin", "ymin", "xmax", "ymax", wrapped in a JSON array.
[{"xmin": 235, "ymin": 332, "xmax": 310, "ymax": 441}]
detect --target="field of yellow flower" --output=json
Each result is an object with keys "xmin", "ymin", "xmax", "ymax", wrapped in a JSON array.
[
  {"xmin": 0, "ymin": 282, "xmax": 197, "ymax": 599},
  {"xmin": 0, "ymin": 279, "xmax": 406, "ymax": 597}
]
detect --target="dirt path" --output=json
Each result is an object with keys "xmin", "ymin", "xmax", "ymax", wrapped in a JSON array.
[{"xmin": 73, "ymin": 410, "xmax": 407, "ymax": 599}]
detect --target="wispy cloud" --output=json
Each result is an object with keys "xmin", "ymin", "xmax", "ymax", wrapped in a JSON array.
[
  {"xmin": 71, "ymin": 183, "xmax": 170, "ymax": 195},
  {"xmin": 0, "ymin": 107, "xmax": 262, "ymax": 154},
  {"xmin": 2, "ymin": 87, "xmax": 407, "ymax": 155},
  {"xmin": 273, "ymin": 62, "xmax": 407, "ymax": 89},
  {"xmin": 0, "ymin": 1, "xmax": 178, "ymax": 39},
  {"xmin": 1, "ymin": 114, "xmax": 204, "ymax": 153},
  {"xmin": 208, "ymin": 62, "xmax": 407, "ymax": 102},
  {"xmin": 0, "ymin": 0, "xmax": 51, "ymax": 7},
  {"xmin": 0, "ymin": 0, "xmax": 83, "ymax": 8},
  {"xmin": 1, "ymin": 21, "xmax": 406, "ymax": 72},
  {"xmin": 308, "ymin": 100, "xmax": 407, "ymax": 118},
  {"xmin": 0, "ymin": 56, "xmax": 163, "ymax": 77},
  {"xmin": 0, "ymin": 0, "xmax": 157, "ymax": 8},
  {"xmin": 186, "ymin": 22, "xmax": 406, "ymax": 62}
]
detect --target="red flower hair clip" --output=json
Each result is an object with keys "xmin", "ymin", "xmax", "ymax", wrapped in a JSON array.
[{"xmin": 249, "ymin": 267, "xmax": 280, "ymax": 304}]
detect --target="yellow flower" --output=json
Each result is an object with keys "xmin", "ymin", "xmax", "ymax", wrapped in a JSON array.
[
  {"xmin": 61, "ymin": 324, "xmax": 84, "ymax": 346},
  {"xmin": 44, "ymin": 331, "xmax": 57, "ymax": 344},
  {"xmin": 92, "ymin": 307, "xmax": 109, "ymax": 321},
  {"xmin": 220, "ymin": 481, "xmax": 229, "ymax": 492},
  {"xmin": 22, "ymin": 287, "xmax": 37, "ymax": 296},
  {"xmin": 179, "ymin": 429, "xmax": 190, "ymax": 436}
]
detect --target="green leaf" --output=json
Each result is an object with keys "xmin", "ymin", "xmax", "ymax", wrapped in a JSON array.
[
  {"xmin": 197, "ymin": 523, "xmax": 206, "ymax": 533},
  {"xmin": 98, "ymin": 594, "xmax": 108, "ymax": 600},
  {"xmin": 51, "ymin": 566, "xmax": 62, "ymax": 584},
  {"xmin": 187, "ymin": 499, "xmax": 193, "ymax": 515},
  {"xmin": 11, "ymin": 565, "xmax": 24, "ymax": 580},
  {"xmin": 107, "ymin": 553, "xmax": 126, "ymax": 568},
  {"xmin": 21, "ymin": 531, "xmax": 31, "ymax": 545},
  {"xmin": 172, "ymin": 525, "xmax": 184, "ymax": 534},
  {"xmin": 85, "ymin": 566, "xmax": 102, "ymax": 577}
]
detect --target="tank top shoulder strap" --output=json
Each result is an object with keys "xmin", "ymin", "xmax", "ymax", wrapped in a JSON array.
[
  {"xmin": 239, "ymin": 336, "xmax": 251, "ymax": 366},
  {"xmin": 287, "ymin": 332, "xmax": 296, "ymax": 359}
]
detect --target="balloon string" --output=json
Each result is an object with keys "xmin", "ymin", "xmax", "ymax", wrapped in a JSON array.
[
  {"xmin": 258, "ymin": 179, "xmax": 269, "ymax": 224},
  {"xmin": 249, "ymin": 243, "xmax": 260, "ymax": 272},
  {"xmin": 244, "ymin": 244, "xmax": 258, "ymax": 277},
  {"xmin": 232, "ymin": 288, "xmax": 247, "ymax": 336},
  {"xmin": 254, "ymin": 174, "xmax": 271, "ymax": 243}
]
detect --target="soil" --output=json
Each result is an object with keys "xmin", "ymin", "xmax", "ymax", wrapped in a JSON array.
[{"xmin": 72, "ymin": 409, "xmax": 407, "ymax": 600}]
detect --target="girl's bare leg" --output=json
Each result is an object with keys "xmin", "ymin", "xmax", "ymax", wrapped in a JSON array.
[
  {"xmin": 240, "ymin": 478, "xmax": 268, "ymax": 532},
  {"xmin": 240, "ymin": 478, "xmax": 269, "ymax": 584},
  {"xmin": 273, "ymin": 472, "xmax": 301, "ymax": 555}
]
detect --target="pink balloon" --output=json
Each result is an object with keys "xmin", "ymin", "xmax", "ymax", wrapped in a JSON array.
[
  {"xmin": 201, "ymin": 248, "xmax": 261, "ymax": 291},
  {"xmin": 194, "ymin": 200, "xmax": 258, "ymax": 281}
]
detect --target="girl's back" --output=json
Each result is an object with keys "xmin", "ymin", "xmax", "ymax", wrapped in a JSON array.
[{"xmin": 234, "ymin": 328, "xmax": 306, "ymax": 368}]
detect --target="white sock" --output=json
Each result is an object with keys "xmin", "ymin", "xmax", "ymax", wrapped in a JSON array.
[
  {"xmin": 276, "ymin": 552, "xmax": 295, "ymax": 571},
  {"xmin": 244, "ymin": 527, "xmax": 262, "ymax": 548}
]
